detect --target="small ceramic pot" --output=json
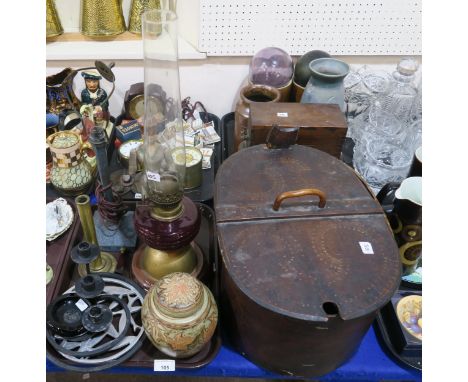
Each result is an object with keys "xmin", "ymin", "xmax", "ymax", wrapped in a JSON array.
[{"xmin": 142, "ymin": 272, "xmax": 218, "ymax": 358}]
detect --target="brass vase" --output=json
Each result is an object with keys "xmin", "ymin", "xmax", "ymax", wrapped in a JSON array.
[
  {"xmin": 128, "ymin": 0, "xmax": 161, "ymax": 34},
  {"xmin": 81, "ymin": 0, "xmax": 126, "ymax": 37},
  {"xmin": 74, "ymin": 194, "xmax": 117, "ymax": 275},
  {"xmin": 46, "ymin": 0, "xmax": 63, "ymax": 38}
]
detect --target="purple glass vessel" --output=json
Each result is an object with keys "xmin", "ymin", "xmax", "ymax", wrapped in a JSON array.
[
  {"xmin": 249, "ymin": 47, "xmax": 294, "ymax": 88},
  {"xmin": 134, "ymin": 197, "xmax": 201, "ymax": 250}
]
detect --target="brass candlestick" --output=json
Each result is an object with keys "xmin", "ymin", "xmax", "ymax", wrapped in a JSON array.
[{"xmin": 75, "ymin": 195, "xmax": 117, "ymax": 276}]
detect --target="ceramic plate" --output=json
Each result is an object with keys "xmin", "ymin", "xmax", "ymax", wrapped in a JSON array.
[
  {"xmin": 396, "ymin": 295, "xmax": 422, "ymax": 341},
  {"xmin": 46, "ymin": 198, "xmax": 74, "ymax": 241}
]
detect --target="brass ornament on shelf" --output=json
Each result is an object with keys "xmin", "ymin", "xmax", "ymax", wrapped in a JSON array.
[
  {"xmin": 128, "ymin": 0, "xmax": 161, "ymax": 34},
  {"xmin": 81, "ymin": 0, "xmax": 126, "ymax": 37},
  {"xmin": 46, "ymin": 0, "xmax": 63, "ymax": 38}
]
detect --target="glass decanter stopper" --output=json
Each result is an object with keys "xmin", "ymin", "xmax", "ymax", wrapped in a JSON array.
[{"xmin": 375, "ymin": 58, "xmax": 419, "ymax": 123}]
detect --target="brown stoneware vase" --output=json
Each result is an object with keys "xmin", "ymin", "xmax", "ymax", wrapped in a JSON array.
[{"xmin": 234, "ymin": 84, "xmax": 280, "ymax": 152}]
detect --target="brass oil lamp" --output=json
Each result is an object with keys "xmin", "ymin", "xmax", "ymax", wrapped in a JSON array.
[{"xmin": 132, "ymin": 9, "xmax": 203, "ymax": 291}]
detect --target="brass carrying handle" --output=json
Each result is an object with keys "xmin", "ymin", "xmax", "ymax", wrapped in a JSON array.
[
  {"xmin": 80, "ymin": 141, "xmax": 97, "ymax": 169},
  {"xmin": 273, "ymin": 189, "xmax": 327, "ymax": 211}
]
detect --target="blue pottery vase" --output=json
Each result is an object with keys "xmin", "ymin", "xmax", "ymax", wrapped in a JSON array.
[{"xmin": 300, "ymin": 58, "xmax": 350, "ymax": 112}]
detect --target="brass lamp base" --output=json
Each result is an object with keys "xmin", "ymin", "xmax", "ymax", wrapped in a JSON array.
[
  {"xmin": 132, "ymin": 242, "xmax": 204, "ymax": 291},
  {"xmin": 78, "ymin": 251, "xmax": 117, "ymax": 276}
]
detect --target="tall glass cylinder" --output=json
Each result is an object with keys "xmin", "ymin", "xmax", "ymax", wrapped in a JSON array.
[{"xmin": 142, "ymin": 9, "xmax": 185, "ymax": 214}]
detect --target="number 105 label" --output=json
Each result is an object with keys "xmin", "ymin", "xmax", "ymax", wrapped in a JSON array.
[{"xmin": 154, "ymin": 359, "xmax": 175, "ymax": 372}]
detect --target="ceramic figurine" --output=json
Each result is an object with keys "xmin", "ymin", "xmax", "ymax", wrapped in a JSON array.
[
  {"xmin": 81, "ymin": 70, "xmax": 109, "ymax": 112},
  {"xmin": 142, "ymin": 272, "xmax": 218, "ymax": 358}
]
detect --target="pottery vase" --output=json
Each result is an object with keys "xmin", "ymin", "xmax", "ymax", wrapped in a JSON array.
[
  {"xmin": 142, "ymin": 272, "xmax": 218, "ymax": 358},
  {"xmin": 301, "ymin": 58, "xmax": 350, "ymax": 112},
  {"xmin": 234, "ymin": 84, "xmax": 280, "ymax": 152}
]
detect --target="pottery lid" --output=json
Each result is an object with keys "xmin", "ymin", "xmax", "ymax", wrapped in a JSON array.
[
  {"xmin": 153, "ymin": 272, "xmax": 203, "ymax": 318},
  {"xmin": 215, "ymin": 145, "xmax": 401, "ymax": 321},
  {"xmin": 49, "ymin": 131, "xmax": 79, "ymax": 148}
]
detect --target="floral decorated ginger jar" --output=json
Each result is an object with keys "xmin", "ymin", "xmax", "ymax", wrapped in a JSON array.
[{"xmin": 141, "ymin": 272, "xmax": 218, "ymax": 358}]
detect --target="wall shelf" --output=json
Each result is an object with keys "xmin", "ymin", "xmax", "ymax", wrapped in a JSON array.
[{"xmin": 46, "ymin": 32, "xmax": 206, "ymax": 61}]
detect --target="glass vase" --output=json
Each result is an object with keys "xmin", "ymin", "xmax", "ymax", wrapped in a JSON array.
[{"xmin": 142, "ymin": 9, "xmax": 185, "ymax": 209}]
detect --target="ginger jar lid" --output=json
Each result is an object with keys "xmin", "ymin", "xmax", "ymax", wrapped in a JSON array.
[{"xmin": 153, "ymin": 272, "xmax": 204, "ymax": 318}]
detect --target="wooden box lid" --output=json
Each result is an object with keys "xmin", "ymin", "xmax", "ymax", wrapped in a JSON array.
[
  {"xmin": 249, "ymin": 102, "xmax": 347, "ymax": 129},
  {"xmin": 214, "ymin": 145, "xmax": 401, "ymax": 321}
]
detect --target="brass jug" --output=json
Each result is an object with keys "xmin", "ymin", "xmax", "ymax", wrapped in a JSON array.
[
  {"xmin": 128, "ymin": 0, "xmax": 161, "ymax": 34},
  {"xmin": 46, "ymin": 0, "xmax": 63, "ymax": 38},
  {"xmin": 81, "ymin": 0, "xmax": 126, "ymax": 37}
]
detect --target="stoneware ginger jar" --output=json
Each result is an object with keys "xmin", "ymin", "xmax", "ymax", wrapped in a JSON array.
[{"xmin": 141, "ymin": 272, "xmax": 218, "ymax": 358}]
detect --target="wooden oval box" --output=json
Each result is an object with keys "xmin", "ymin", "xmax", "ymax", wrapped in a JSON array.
[{"xmin": 214, "ymin": 142, "xmax": 401, "ymax": 378}]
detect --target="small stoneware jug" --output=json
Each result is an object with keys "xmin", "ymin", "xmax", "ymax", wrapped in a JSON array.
[
  {"xmin": 377, "ymin": 177, "xmax": 422, "ymax": 277},
  {"xmin": 141, "ymin": 272, "xmax": 218, "ymax": 358},
  {"xmin": 301, "ymin": 58, "xmax": 350, "ymax": 112},
  {"xmin": 47, "ymin": 131, "xmax": 96, "ymax": 196}
]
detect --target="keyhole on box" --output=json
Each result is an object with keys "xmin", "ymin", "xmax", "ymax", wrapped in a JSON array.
[{"xmin": 322, "ymin": 301, "xmax": 339, "ymax": 316}]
